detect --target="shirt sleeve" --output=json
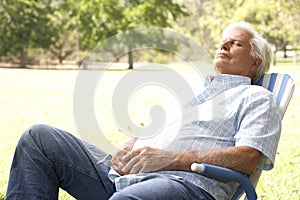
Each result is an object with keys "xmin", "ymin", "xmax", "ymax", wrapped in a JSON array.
[{"xmin": 235, "ymin": 88, "xmax": 282, "ymax": 170}]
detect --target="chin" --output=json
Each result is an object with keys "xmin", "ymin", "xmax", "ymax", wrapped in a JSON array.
[
  {"xmin": 214, "ymin": 64, "xmax": 225, "ymax": 74},
  {"xmin": 213, "ymin": 59, "xmax": 226, "ymax": 67}
]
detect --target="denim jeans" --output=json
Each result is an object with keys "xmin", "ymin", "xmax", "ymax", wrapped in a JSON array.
[{"xmin": 6, "ymin": 124, "xmax": 215, "ymax": 200}]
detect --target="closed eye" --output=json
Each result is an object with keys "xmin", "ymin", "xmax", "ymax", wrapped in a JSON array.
[
  {"xmin": 220, "ymin": 39, "xmax": 243, "ymax": 47},
  {"xmin": 232, "ymin": 40, "xmax": 243, "ymax": 46}
]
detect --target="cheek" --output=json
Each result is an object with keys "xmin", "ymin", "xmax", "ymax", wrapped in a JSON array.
[{"xmin": 233, "ymin": 51, "xmax": 253, "ymax": 65}]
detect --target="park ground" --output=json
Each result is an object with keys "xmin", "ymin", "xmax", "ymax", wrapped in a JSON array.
[{"xmin": 0, "ymin": 63, "xmax": 299, "ymax": 199}]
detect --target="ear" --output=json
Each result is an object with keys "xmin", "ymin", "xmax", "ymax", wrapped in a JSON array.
[{"xmin": 250, "ymin": 58, "xmax": 261, "ymax": 72}]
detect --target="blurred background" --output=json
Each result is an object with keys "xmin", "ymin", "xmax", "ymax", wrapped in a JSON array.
[
  {"xmin": 0, "ymin": 0, "xmax": 299, "ymax": 199},
  {"xmin": 1, "ymin": 0, "xmax": 300, "ymax": 68}
]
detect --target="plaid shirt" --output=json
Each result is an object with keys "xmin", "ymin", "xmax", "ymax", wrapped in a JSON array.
[{"xmin": 108, "ymin": 74, "xmax": 281, "ymax": 199}]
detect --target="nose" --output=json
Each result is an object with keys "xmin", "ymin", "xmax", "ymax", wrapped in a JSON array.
[{"xmin": 220, "ymin": 41, "xmax": 230, "ymax": 51}]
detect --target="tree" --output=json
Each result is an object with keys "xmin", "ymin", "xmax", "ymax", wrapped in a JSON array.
[
  {"xmin": 0, "ymin": 0, "xmax": 54, "ymax": 67},
  {"xmin": 231, "ymin": 0, "xmax": 300, "ymax": 63},
  {"xmin": 0, "ymin": 0, "xmax": 188, "ymax": 67},
  {"xmin": 120, "ymin": 0, "xmax": 188, "ymax": 69},
  {"xmin": 186, "ymin": 0, "xmax": 300, "ymax": 64},
  {"xmin": 54, "ymin": 0, "xmax": 188, "ymax": 66},
  {"xmin": 46, "ymin": 0, "xmax": 82, "ymax": 64},
  {"xmin": 79, "ymin": 0, "xmax": 188, "ymax": 69}
]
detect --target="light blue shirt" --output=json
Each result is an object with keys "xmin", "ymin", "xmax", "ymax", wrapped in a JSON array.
[{"xmin": 108, "ymin": 74, "xmax": 282, "ymax": 199}]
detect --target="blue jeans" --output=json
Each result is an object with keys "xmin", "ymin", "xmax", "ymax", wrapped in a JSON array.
[{"xmin": 6, "ymin": 124, "xmax": 215, "ymax": 200}]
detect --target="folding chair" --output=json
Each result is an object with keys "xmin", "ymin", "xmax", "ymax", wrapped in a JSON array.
[{"xmin": 191, "ymin": 73, "xmax": 295, "ymax": 200}]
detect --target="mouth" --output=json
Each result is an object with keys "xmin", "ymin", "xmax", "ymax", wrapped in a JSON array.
[{"xmin": 216, "ymin": 52, "xmax": 232, "ymax": 59}]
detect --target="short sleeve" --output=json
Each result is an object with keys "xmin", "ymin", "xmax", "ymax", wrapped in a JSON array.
[{"xmin": 235, "ymin": 89, "xmax": 282, "ymax": 170}]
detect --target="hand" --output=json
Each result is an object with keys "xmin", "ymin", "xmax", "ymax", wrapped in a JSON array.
[
  {"xmin": 118, "ymin": 146, "xmax": 180, "ymax": 174},
  {"xmin": 110, "ymin": 137, "xmax": 138, "ymax": 175},
  {"xmin": 110, "ymin": 147, "xmax": 131, "ymax": 176}
]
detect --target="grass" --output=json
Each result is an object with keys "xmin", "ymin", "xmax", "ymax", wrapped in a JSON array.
[{"xmin": 0, "ymin": 63, "xmax": 299, "ymax": 199}]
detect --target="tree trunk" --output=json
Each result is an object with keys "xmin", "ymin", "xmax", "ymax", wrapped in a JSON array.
[
  {"xmin": 283, "ymin": 44, "xmax": 288, "ymax": 58},
  {"xmin": 20, "ymin": 48, "xmax": 26, "ymax": 68},
  {"xmin": 59, "ymin": 57, "xmax": 63, "ymax": 64},
  {"xmin": 128, "ymin": 50, "xmax": 133, "ymax": 69}
]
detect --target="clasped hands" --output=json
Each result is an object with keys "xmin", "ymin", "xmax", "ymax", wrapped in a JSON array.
[{"xmin": 110, "ymin": 146, "xmax": 179, "ymax": 176}]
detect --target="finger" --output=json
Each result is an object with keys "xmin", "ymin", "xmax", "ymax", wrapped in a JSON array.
[
  {"xmin": 122, "ymin": 154, "xmax": 144, "ymax": 174},
  {"xmin": 122, "ymin": 148, "xmax": 149, "ymax": 173},
  {"xmin": 111, "ymin": 158, "xmax": 125, "ymax": 169},
  {"xmin": 112, "ymin": 148, "xmax": 130, "ymax": 163},
  {"xmin": 122, "ymin": 147, "xmax": 131, "ymax": 152},
  {"xmin": 111, "ymin": 154, "xmax": 124, "ymax": 167},
  {"xmin": 110, "ymin": 148, "xmax": 131, "ymax": 173},
  {"xmin": 111, "ymin": 165, "xmax": 126, "ymax": 176},
  {"xmin": 110, "ymin": 156, "xmax": 124, "ymax": 170},
  {"xmin": 122, "ymin": 149, "xmax": 141, "ymax": 163},
  {"xmin": 112, "ymin": 147, "xmax": 130, "ymax": 158}
]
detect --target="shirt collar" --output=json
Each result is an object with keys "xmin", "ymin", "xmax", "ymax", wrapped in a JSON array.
[
  {"xmin": 204, "ymin": 74, "xmax": 251, "ymax": 90},
  {"xmin": 187, "ymin": 74, "xmax": 252, "ymax": 106}
]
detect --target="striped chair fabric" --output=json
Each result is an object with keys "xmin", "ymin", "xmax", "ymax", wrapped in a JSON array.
[{"xmin": 257, "ymin": 73, "xmax": 295, "ymax": 117}]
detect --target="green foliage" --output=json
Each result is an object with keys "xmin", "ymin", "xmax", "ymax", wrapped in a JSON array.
[
  {"xmin": 192, "ymin": 0, "xmax": 300, "ymax": 54},
  {"xmin": 79, "ymin": 0, "xmax": 187, "ymax": 68},
  {"xmin": 0, "ymin": 0, "xmax": 54, "ymax": 66},
  {"xmin": 47, "ymin": 0, "xmax": 78, "ymax": 63},
  {"xmin": 1, "ymin": 0, "xmax": 300, "ymax": 66},
  {"xmin": 78, "ymin": 0, "xmax": 123, "ymax": 47},
  {"xmin": 123, "ymin": 0, "xmax": 188, "ymax": 29},
  {"xmin": 0, "ymin": 0, "xmax": 187, "ymax": 66},
  {"xmin": 231, "ymin": 0, "xmax": 300, "ymax": 50}
]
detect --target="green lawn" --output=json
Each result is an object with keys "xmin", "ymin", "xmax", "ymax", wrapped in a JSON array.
[{"xmin": 0, "ymin": 64, "xmax": 299, "ymax": 199}]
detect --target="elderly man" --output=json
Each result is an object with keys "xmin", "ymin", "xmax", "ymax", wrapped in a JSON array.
[{"xmin": 6, "ymin": 22, "xmax": 281, "ymax": 200}]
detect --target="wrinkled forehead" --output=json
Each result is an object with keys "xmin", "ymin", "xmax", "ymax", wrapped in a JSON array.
[{"xmin": 222, "ymin": 28, "xmax": 253, "ymax": 42}]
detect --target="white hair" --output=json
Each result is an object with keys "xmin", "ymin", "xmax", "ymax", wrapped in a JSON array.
[{"xmin": 222, "ymin": 22, "xmax": 274, "ymax": 83}]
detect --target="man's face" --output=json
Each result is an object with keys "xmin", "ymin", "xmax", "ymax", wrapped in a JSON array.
[{"xmin": 213, "ymin": 28, "xmax": 260, "ymax": 78}]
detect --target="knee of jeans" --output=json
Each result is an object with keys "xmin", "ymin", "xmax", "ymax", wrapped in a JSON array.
[
  {"xmin": 29, "ymin": 124, "xmax": 53, "ymax": 134},
  {"xmin": 19, "ymin": 124, "xmax": 53, "ymax": 146}
]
